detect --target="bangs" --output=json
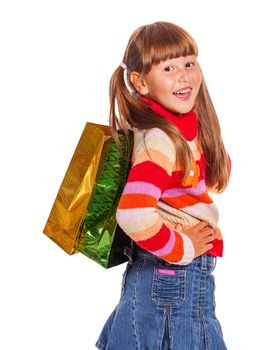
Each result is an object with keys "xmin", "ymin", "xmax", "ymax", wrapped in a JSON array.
[{"xmin": 138, "ymin": 22, "xmax": 199, "ymax": 74}]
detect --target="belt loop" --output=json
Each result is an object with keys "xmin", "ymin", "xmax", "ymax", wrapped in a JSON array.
[{"xmin": 200, "ymin": 254, "xmax": 207, "ymax": 271}]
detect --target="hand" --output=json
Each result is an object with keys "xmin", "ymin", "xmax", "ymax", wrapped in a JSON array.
[{"xmin": 174, "ymin": 221, "xmax": 214, "ymax": 258}]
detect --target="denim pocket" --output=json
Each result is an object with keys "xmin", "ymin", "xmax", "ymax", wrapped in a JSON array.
[{"xmin": 151, "ymin": 260, "xmax": 186, "ymax": 307}]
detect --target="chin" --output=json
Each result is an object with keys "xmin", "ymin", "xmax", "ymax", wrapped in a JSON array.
[
  {"xmin": 177, "ymin": 107, "xmax": 193, "ymax": 114},
  {"xmin": 164, "ymin": 101, "xmax": 193, "ymax": 114},
  {"xmin": 175, "ymin": 103, "xmax": 194, "ymax": 114}
]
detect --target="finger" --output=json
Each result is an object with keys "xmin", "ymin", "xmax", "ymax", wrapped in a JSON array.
[
  {"xmin": 203, "ymin": 234, "xmax": 215, "ymax": 244},
  {"xmin": 192, "ymin": 221, "xmax": 210, "ymax": 230},
  {"xmin": 194, "ymin": 243, "xmax": 214, "ymax": 258},
  {"xmin": 201, "ymin": 243, "xmax": 213, "ymax": 254},
  {"xmin": 174, "ymin": 223, "xmax": 183, "ymax": 231},
  {"xmin": 199, "ymin": 227, "xmax": 214, "ymax": 238}
]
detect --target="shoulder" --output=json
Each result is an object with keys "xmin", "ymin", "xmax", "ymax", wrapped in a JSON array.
[
  {"xmin": 134, "ymin": 127, "xmax": 175, "ymax": 150},
  {"xmin": 132, "ymin": 127, "xmax": 176, "ymax": 166}
]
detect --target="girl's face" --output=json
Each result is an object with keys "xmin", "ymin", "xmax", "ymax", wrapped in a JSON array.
[{"xmin": 134, "ymin": 56, "xmax": 202, "ymax": 114}]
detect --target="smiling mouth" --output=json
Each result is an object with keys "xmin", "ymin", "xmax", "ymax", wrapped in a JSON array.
[{"xmin": 173, "ymin": 87, "xmax": 192, "ymax": 101}]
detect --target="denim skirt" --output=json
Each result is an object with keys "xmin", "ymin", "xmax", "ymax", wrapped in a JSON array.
[{"xmin": 95, "ymin": 243, "xmax": 227, "ymax": 350}]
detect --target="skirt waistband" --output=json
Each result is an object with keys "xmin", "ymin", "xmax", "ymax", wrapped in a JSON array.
[{"xmin": 124, "ymin": 241, "xmax": 216, "ymax": 269}]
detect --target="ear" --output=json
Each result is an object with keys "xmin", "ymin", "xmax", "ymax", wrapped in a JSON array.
[{"xmin": 129, "ymin": 71, "xmax": 149, "ymax": 95}]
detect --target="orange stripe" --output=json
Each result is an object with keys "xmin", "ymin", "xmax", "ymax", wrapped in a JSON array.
[
  {"xmin": 196, "ymin": 192, "xmax": 213, "ymax": 203},
  {"xmin": 118, "ymin": 193, "xmax": 157, "ymax": 209},
  {"xmin": 159, "ymin": 232, "xmax": 184, "ymax": 262},
  {"xmin": 165, "ymin": 192, "xmax": 213, "ymax": 208},
  {"xmin": 134, "ymin": 148, "xmax": 174, "ymax": 174}
]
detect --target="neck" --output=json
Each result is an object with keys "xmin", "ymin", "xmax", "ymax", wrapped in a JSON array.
[{"xmin": 141, "ymin": 96, "xmax": 198, "ymax": 141}]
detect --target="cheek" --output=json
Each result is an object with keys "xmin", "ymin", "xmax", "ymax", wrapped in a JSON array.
[
  {"xmin": 156, "ymin": 77, "xmax": 173, "ymax": 91},
  {"xmin": 149, "ymin": 79, "xmax": 172, "ymax": 97},
  {"xmin": 194, "ymin": 69, "xmax": 202, "ymax": 88},
  {"xmin": 190, "ymin": 73, "xmax": 202, "ymax": 99}
]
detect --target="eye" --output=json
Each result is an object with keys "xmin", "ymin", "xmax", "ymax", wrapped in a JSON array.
[
  {"xmin": 164, "ymin": 66, "xmax": 173, "ymax": 72},
  {"xmin": 185, "ymin": 62, "xmax": 195, "ymax": 68}
]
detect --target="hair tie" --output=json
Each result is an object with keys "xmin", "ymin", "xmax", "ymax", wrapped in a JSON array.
[
  {"xmin": 120, "ymin": 62, "xmax": 137, "ymax": 97},
  {"xmin": 120, "ymin": 62, "xmax": 128, "ymax": 70}
]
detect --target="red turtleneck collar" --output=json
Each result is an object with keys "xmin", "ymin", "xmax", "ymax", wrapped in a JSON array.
[{"xmin": 141, "ymin": 97, "xmax": 198, "ymax": 141}]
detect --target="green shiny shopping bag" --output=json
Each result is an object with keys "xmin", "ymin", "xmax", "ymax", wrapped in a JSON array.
[{"xmin": 77, "ymin": 129, "xmax": 133, "ymax": 268}]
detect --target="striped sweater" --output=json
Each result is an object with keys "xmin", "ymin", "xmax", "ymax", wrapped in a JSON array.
[{"xmin": 116, "ymin": 102, "xmax": 223, "ymax": 265}]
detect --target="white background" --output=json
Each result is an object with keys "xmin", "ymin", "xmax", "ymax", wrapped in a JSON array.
[{"xmin": 1, "ymin": 0, "xmax": 277, "ymax": 349}]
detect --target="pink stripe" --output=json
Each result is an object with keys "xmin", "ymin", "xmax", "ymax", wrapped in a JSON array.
[
  {"xmin": 152, "ymin": 229, "xmax": 175, "ymax": 256},
  {"xmin": 158, "ymin": 268, "xmax": 176, "ymax": 276},
  {"xmin": 162, "ymin": 180, "xmax": 206, "ymax": 197},
  {"xmin": 123, "ymin": 181, "xmax": 161, "ymax": 199}
]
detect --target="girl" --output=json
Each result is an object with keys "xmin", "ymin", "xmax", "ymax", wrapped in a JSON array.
[{"xmin": 96, "ymin": 21, "xmax": 230, "ymax": 350}]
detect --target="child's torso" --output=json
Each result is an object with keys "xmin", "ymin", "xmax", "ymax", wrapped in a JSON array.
[{"xmin": 133, "ymin": 128, "xmax": 219, "ymax": 230}]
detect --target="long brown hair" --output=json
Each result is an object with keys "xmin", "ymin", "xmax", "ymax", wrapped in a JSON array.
[{"xmin": 109, "ymin": 21, "xmax": 230, "ymax": 192}]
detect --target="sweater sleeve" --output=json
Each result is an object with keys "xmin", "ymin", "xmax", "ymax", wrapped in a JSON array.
[{"xmin": 116, "ymin": 128, "xmax": 195, "ymax": 265}]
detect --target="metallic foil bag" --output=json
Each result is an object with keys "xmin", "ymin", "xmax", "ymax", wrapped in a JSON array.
[
  {"xmin": 43, "ymin": 122, "xmax": 133, "ymax": 268},
  {"xmin": 77, "ymin": 129, "xmax": 133, "ymax": 268},
  {"xmin": 44, "ymin": 123, "xmax": 108, "ymax": 254}
]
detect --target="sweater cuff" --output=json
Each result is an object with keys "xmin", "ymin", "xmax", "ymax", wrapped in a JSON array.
[{"xmin": 177, "ymin": 233, "xmax": 195, "ymax": 266}]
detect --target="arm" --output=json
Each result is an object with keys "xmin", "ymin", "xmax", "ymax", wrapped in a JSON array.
[{"xmin": 116, "ymin": 128, "xmax": 195, "ymax": 265}]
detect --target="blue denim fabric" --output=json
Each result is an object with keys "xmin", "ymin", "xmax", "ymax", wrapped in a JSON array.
[{"xmin": 95, "ymin": 243, "xmax": 227, "ymax": 350}]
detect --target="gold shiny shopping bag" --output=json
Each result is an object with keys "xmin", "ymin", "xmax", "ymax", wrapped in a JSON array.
[
  {"xmin": 43, "ymin": 123, "xmax": 114, "ymax": 255},
  {"xmin": 43, "ymin": 122, "xmax": 133, "ymax": 268}
]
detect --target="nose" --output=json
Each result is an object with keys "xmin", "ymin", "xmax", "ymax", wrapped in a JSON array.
[{"xmin": 178, "ymin": 68, "xmax": 189, "ymax": 82}]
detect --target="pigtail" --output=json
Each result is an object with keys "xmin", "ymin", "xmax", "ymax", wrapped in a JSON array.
[{"xmin": 195, "ymin": 79, "xmax": 230, "ymax": 192}]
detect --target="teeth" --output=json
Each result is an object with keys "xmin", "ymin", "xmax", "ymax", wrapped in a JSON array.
[{"xmin": 174, "ymin": 88, "xmax": 191, "ymax": 94}]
